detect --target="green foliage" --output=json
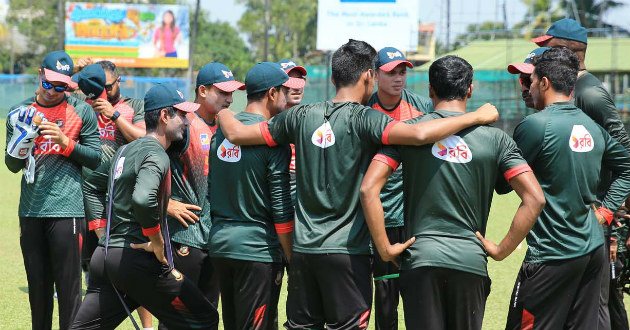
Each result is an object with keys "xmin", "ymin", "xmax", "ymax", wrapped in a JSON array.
[{"xmin": 237, "ymin": 0, "xmax": 317, "ymax": 65}]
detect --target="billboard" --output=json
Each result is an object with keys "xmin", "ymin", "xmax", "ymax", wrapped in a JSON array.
[
  {"xmin": 65, "ymin": 2, "xmax": 190, "ymax": 68},
  {"xmin": 316, "ymin": 0, "xmax": 419, "ymax": 52}
]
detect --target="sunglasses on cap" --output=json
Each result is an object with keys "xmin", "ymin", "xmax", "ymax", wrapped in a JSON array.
[
  {"xmin": 519, "ymin": 77, "xmax": 532, "ymax": 88},
  {"xmin": 104, "ymin": 77, "xmax": 120, "ymax": 91},
  {"xmin": 41, "ymin": 78, "xmax": 68, "ymax": 93}
]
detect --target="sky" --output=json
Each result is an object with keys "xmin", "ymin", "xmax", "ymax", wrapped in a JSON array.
[{"xmin": 192, "ymin": 0, "xmax": 630, "ymax": 44}]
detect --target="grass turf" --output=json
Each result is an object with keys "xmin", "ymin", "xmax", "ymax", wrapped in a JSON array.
[{"xmin": 0, "ymin": 118, "xmax": 628, "ymax": 329}]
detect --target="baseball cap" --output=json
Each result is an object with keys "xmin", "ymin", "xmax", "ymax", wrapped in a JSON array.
[
  {"xmin": 41, "ymin": 51, "xmax": 74, "ymax": 85},
  {"xmin": 245, "ymin": 62, "xmax": 306, "ymax": 95},
  {"xmin": 507, "ymin": 47, "xmax": 550, "ymax": 74},
  {"xmin": 144, "ymin": 84, "xmax": 199, "ymax": 113},
  {"xmin": 278, "ymin": 59, "xmax": 307, "ymax": 76},
  {"xmin": 531, "ymin": 18, "xmax": 587, "ymax": 46},
  {"xmin": 376, "ymin": 47, "xmax": 413, "ymax": 72},
  {"xmin": 196, "ymin": 62, "xmax": 245, "ymax": 92},
  {"xmin": 78, "ymin": 64, "xmax": 107, "ymax": 100}
]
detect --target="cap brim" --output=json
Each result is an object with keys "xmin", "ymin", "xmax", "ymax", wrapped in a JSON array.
[
  {"xmin": 43, "ymin": 68, "xmax": 73, "ymax": 85},
  {"xmin": 507, "ymin": 63, "xmax": 535, "ymax": 74},
  {"xmin": 379, "ymin": 60, "xmax": 414, "ymax": 72},
  {"xmin": 531, "ymin": 35, "xmax": 553, "ymax": 46},
  {"xmin": 285, "ymin": 66, "xmax": 307, "ymax": 76},
  {"xmin": 214, "ymin": 80, "xmax": 246, "ymax": 92},
  {"xmin": 283, "ymin": 77, "xmax": 306, "ymax": 90},
  {"xmin": 174, "ymin": 101, "xmax": 200, "ymax": 113}
]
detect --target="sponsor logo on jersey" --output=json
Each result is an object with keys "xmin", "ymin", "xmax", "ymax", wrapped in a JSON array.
[
  {"xmin": 386, "ymin": 51, "xmax": 402, "ymax": 59},
  {"xmin": 55, "ymin": 119, "xmax": 64, "ymax": 128},
  {"xmin": 177, "ymin": 245, "xmax": 190, "ymax": 257},
  {"xmin": 218, "ymin": 139, "xmax": 241, "ymax": 162},
  {"xmin": 200, "ymin": 134, "xmax": 210, "ymax": 150},
  {"xmin": 311, "ymin": 122, "xmax": 335, "ymax": 148},
  {"xmin": 37, "ymin": 138, "xmax": 62, "ymax": 154},
  {"xmin": 114, "ymin": 156, "xmax": 126, "ymax": 179},
  {"xmin": 431, "ymin": 135, "xmax": 472, "ymax": 163},
  {"xmin": 176, "ymin": 90, "xmax": 184, "ymax": 99},
  {"xmin": 221, "ymin": 70, "xmax": 234, "ymax": 79},
  {"xmin": 569, "ymin": 125, "xmax": 594, "ymax": 152},
  {"xmin": 99, "ymin": 123, "xmax": 116, "ymax": 141},
  {"xmin": 56, "ymin": 61, "xmax": 71, "ymax": 72}
]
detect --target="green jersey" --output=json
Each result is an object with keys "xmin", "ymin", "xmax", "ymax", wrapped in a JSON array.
[
  {"xmin": 84, "ymin": 136, "xmax": 171, "ymax": 248},
  {"xmin": 5, "ymin": 95, "xmax": 101, "ymax": 217},
  {"xmin": 260, "ymin": 101, "xmax": 397, "ymax": 255},
  {"xmin": 167, "ymin": 113, "xmax": 216, "ymax": 249},
  {"xmin": 573, "ymin": 72, "xmax": 630, "ymax": 201},
  {"xmin": 208, "ymin": 112, "xmax": 293, "ymax": 263},
  {"xmin": 513, "ymin": 102, "xmax": 630, "ymax": 263},
  {"xmin": 377, "ymin": 111, "xmax": 530, "ymax": 276},
  {"xmin": 367, "ymin": 89, "xmax": 433, "ymax": 227}
]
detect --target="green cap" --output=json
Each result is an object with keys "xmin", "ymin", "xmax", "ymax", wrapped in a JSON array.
[
  {"xmin": 78, "ymin": 64, "xmax": 107, "ymax": 100},
  {"xmin": 245, "ymin": 62, "xmax": 306, "ymax": 95},
  {"xmin": 196, "ymin": 62, "xmax": 245, "ymax": 92},
  {"xmin": 144, "ymin": 84, "xmax": 199, "ymax": 113},
  {"xmin": 531, "ymin": 18, "xmax": 587, "ymax": 45},
  {"xmin": 41, "ymin": 51, "xmax": 74, "ymax": 85}
]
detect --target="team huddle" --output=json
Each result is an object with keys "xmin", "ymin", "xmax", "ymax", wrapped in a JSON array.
[{"xmin": 5, "ymin": 18, "xmax": 630, "ymax": 330}]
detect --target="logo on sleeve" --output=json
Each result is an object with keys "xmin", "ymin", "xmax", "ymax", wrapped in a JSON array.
[
  {"xmin": 217, "ymin": 139, "xmax": 241, "ymax": 162},
  {"xmin": 200, "ymin": 134, "xmax": 210, "ymax": 150},
  {"xmin": 114, "ymin": 157, "xmax": 126, "ymax": 179},
  {"xmin": 431, "ymin": 135, "xmax": 472, "ymax": 163},
  {"xmin": 311, "ymin": 122, "xmax": 335, "ymax": 148},
  {"xmin": 569, "ymin": 125, "xmax": 594, "ymax": 152}
]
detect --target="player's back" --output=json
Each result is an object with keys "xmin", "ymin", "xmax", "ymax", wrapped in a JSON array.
[
  {"xmin": 514, "ymin": 101, "xmax": 607, "ymax": 262},
  {"xmin": 378, "ymin": 110, "xmax": 527, "ymax": 276}
]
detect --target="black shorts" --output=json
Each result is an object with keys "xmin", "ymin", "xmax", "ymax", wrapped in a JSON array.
[
  {"xmin": 285, "ymin": 252, "xmax": 373, "ymax": 330},
  {"xmin": 399, "ymin": 266, "xmax": 491, "ymax": 330},
  {"xmin": 212, "ymin": 257, "xmax": 282, "ymax": 330},
  {"xmin": 505, "ymin": 244, "xmax": 605, "ymax": 330},
  {"xmin": 71, "ymin": 246, "xmax": 218, "ymax": 330},
  {"xmin": 171, "ymin": 242, "xmax": 220, "ymax": 308}
]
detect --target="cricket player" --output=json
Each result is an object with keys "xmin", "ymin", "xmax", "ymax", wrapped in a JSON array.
[
  {"xmin": 158, "ymin": 62, "xmax": 245, "ymax": 330},
  {"xmin": 71, "ymin": 84, "xmax": 219, "ymax": 330},
  {"xmin": 5, "ymin": 50, "xmax": 101, "ymax": 330},
  {"xmin": 366, "ymin": 46, "xmax": 433, "ymax": 330},
  {"xmin": 208, "ymin": 62, "xmax": 301, "ymax": 330},
  {"xmin": 507, "ymin": 47, "xmax": 550, "ymax": 109},
  {"xmin": 532, "ymin": 19, "xmax": 630, "ymax": 330},
  {"xmin": 504, "ymin": 47, "xmax": 630, "ymax": 330},
  {"xmin": 215, "ymin": 39, "xmax": 499, "ymax": 330},
  {"xmin": 361, "ymin": 55, "xmax": 544, "ymax": 330}
]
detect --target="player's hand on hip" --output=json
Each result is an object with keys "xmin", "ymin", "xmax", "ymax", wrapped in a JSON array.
[
  {"xmin": 92, "ymin": 99, "xmax": 116, "ymax": 118},
  {"xmin": 476, "ymin": 231, "xmax": 504, "ymax": 261},
  {"xmin": 591, "ymin": 204, "xmax": 606, "ymax": 225},
  {"xmin": 380, "ymin": 236, "xmax": 415, "ymax": 268},
  {"xmin": 473, "ymin": 103, "xmax": 499, "ymax": 125},
  {"xmin": 131, "ymin": 241, "xmax": 168, "ymax": 265},
  {"xmin": 39, "ymin": 121, "xmax": 70, "ymax": 150},
  {"xmin": 7, "ymin": 106, "xmax": 44, "ymax": 159},
  {"xmin": 167, "ymin": 199, "xmax": 201, "ymax": 227}
]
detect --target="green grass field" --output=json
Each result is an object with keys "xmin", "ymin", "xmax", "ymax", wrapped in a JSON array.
[{"xmin": 0, "ymin": 119, "xmax": 628, "ymax": 329}]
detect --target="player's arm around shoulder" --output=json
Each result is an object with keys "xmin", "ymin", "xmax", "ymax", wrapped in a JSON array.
[
  {"xmin": 387, "ymin": 103, "xmax": 499, "ymax": 146},
  {"xmin": 216, "ymin": 108, "xmax": 267, "ymax": 146},
  {"xmin": 65, "ymin": 98, "xmax": 101, "ymax": 169}
]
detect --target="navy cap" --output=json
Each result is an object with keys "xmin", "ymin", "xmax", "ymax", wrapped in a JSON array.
[
  {"xmin": 41, "ymin": 51, "xmax": 74, "ymax": 85},
  {"xmin": 245, "ymin": 62, "xmax": 306, "ymax": 95},
  {"xmin": 196, "ymin": 62, "xmax": 245, "ymax": 92},
  {"xmin": 144, "ymin": 84, "xmax": 199, "ymax": 113},
  {"xmin": 78, "ymin": 64, "xmax": 107, "ymax": 100},
  {"xmin": 376, "ymin": 47, "xmax": 413, "ymax": 72},
  {"xmin": 278, "ymin": 59, "xmax": 307, "ymax": 76},
  {"xmin": 507, "ymin": 47, "xmax": 550, "ymax": 74},
  {"xmin": 531, "ymin": 18, "xmax": 587, "ymax": 46}
]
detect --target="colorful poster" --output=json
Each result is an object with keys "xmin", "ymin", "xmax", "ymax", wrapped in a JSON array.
[{"xmin": 65, "ymin": 2, "xmax": 190, "ymax": 68}]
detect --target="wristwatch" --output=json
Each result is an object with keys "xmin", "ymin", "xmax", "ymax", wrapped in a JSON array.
[{"xmin": 110, "ymin": 111, "xmax": 120, "ymax": 122}]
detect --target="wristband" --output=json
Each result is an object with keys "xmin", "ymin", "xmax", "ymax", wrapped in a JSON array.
[{"xmin": 110, "ymin": 111, "xmax": 120, "ymax": 122}]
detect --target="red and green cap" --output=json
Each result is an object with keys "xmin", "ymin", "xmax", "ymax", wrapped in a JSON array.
[
  {"xmin": 531, "ymin": 18, "xmax": 587, "ymax": 46},
  {"xmin": 376, "ymin": 47, "xmax": 413, "ymax": 72},
  {"xmin": 507, "ymin": 47, "xmax": 550, "ymax": 74},
  {"xmin": 41, "ymin": 51, "xmax": 74, "ymax": 85},
  {"xmin": 144, "ymin": 84, "xmax": 199, "ymax": 113},
  {"xmin": 196, "ymin": 62, "xmax": 245, "ymax": 92},
  {"xmin": 278, "ymin": 59, "xmax": 307, "ymax": 76},
  {"xmin": 245, "ymin": 62, "xmax": 306, "ymax": 95},
  {"xmin": 78, "ymin": 64, "xmax": 107, "ymax": 100}
]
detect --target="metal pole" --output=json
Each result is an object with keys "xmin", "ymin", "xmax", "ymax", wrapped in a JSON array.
[
  {"xmin": 58, "ymin": 0, "xmax": 64, "ymax": 50},
  {"xmin": 446, "ymin": 0, "xmax": 451, "ymax": 51},
  {"xmin": 187, "ymin": 0, "xmax": 200, "ymax": 95}
]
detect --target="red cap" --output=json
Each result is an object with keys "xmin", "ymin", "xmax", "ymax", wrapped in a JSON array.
[
  {"xmin": 283, "ymin": 77, "xmax": 306, "ymax": 90},
  {"xmin": 507, "ymin": 63, "xmax": 535, "ymax": 74},
  {"xmin": 43, "ymin": 68, "xmax": 73, "ymax": 85},
  {"xmin": 531, "ymin": 35, "xmax": 553, "ymax": 46},
  {"xmin": 214, "ymin": 80, "xmax": 246, "ymax": 92},
  {"xmin": 174, "ymin": 101, "xmax": 200, "ymax": 113}
]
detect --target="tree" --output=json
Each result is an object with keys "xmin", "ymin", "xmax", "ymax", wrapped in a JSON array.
[
  {"xmin": 237, "ymin": 0, "xmax": 317, "ymax": 64},
  {"xmin": 560, "ymin": 0, "xmax": 625, "ymax": 29}
]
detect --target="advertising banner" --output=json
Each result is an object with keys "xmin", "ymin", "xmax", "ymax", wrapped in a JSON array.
[{"xmin": 65, "ymin": 2, "xmax": 190, "ymax": 68}]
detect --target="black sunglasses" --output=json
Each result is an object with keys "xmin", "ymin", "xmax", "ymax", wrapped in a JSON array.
[{"xmin": 105, "ymin": 77, "xmax": 120, "ymax": 91}]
